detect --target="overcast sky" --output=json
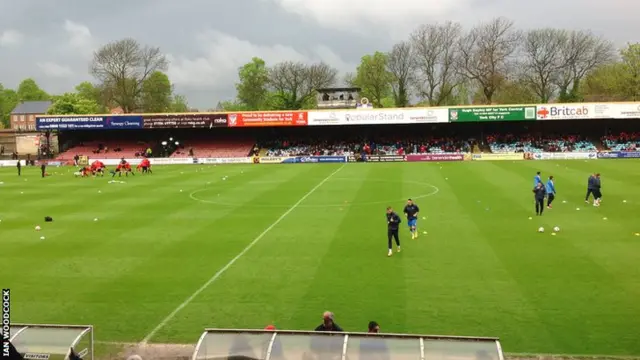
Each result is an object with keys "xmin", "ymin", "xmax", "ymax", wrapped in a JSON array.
[{"xmin": 0, "ymin": 0, "xmax": 638, "ymax": 109}]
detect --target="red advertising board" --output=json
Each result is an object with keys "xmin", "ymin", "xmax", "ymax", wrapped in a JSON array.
[
  {"xmin": 227, "ymin": 111, "xmax": 308, "ymax": 127},
  {"xmin": 406, "ymin": 154, "xmax": 464, "ymax": 162}
]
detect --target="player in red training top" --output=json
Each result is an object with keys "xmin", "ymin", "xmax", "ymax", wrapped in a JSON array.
[
  {"xmin": 91, "ymin": 160, "xmax": 105, "ymax": 177},
  {"xmin": 82, "ymin": 165, "xmax": 92, "ymax": 177},
  {"xmin": 124, "ymin": 161, "xmax": 134, "ymax": 176},
  {"xmin": 136, "ymin": 158, "xmax": 152, "ymax": 174},
  {"xmin": 112, "ymin": 163, "xmax": 124, "ymax": 177}
]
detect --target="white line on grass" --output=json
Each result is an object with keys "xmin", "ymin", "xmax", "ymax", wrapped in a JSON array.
[{"xmin": 141, "ymin": 164, "xmax": 345, "ymax": 344}]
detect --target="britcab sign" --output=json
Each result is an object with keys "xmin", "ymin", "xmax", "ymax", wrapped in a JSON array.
[
  {"xmin": 536, "ymin": 103, "xmax": 611, "ymax": 120},
  {"xmin": 307, "ymin": 108, "xmax": 448, "ymax": 125}
]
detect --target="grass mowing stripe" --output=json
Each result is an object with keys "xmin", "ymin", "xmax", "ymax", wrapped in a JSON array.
[{"xmin": 140, "ymin": 164, "xmax": 345, "ymax": 344}]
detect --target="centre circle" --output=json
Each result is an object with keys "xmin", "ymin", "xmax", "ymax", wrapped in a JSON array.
[{"xmin": 189, "ymin": 178, "xmax": 440, "ymax": 208}]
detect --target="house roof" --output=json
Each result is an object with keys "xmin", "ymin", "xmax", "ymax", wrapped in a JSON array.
[{"xmin": 11, "ymin": 101, "xmax": 53, "ymax": 115}]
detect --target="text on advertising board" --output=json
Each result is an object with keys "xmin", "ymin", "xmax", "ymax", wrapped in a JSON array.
[
  {"xmin": 597, "ymin": 151, "xmax": 640, "ymax": 159},
  {"xmin": 406, "ymin": 154, "xmax": 464, "ymax": 162},
  {"xmin": 610, "ymin": 103, "xmax": 640, "ymax": 118},
  {"xmin": 143, "ymin": 114, "xmax": 227, "ymax": 128},
  {"xmin": 227, "ymin": 112, "xmax": 307, "ymax": 127},
  {"xmin": 472, "ymin": 153, "xmax": 524, "ymax": 161},
  {"xmin": 257, "ymin": 157, "xmax": 293, "ymax": 164},
  {"xmin": 295, "ymin": 156, "xmax": 346, "ymax": 163},
  {"xmin": 307, "ymin": 108, "xmax": 446, "ymax": 125},
  {"xmin": 536, "ymin": 104, "xmax": 609, "ymax": 120},
  {"xmin": 530, "ymin": 152, "xmax": 597, "ymax": 160},
  {"xmin": 449, "ymin": 106, "xmax": 536, "ymax": 122},
  {"xmin": 36, "ymin": 115, "xmax": 143, "ymax": 130},
  {"xmin": 364, "ymin": 155, "xmax": 405, "ymax": 162}
]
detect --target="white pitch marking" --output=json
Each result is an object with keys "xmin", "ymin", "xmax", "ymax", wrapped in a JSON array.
[{"xmin": 140, "ymin": 164, "xmax": 345, "ymax": 344}]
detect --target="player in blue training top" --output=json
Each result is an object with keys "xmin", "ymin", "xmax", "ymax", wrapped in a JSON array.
[
  {"xmin": 545, "ymin": 176, "xmax": 556, "ymax": 209},
  {"xmin": 403, "ymin": 199, "xmax": 420, "ymax": 239},
  {"xmin": 534, "ymin": 171, "xmax": 542, "ymax": 187}
]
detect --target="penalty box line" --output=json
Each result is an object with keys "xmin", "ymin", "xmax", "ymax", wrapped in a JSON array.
[{"xmin": 140, "ymin": 164, "xmax": 346, "ymax": 344}]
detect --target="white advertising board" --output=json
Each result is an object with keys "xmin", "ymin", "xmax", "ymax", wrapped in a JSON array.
[
  {"xmin": 308, "ymin": 108, "xmax": 448, "ymax": 125},
  {"xmin": 197, "ymin": 157, "xmax": 252, "ymax": 164},
  {"xmin": 609, "ymin": 103, "xmax": 640, "ymax": 118},
  {"xmin": 535, "ymin": 103, "xmax": 611, "ymax": 120},
  {"xmin": 531, "ymin": 152, "xmax": 597, "ymax": 160}
]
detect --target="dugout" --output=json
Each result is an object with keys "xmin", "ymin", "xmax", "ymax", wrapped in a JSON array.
[
  {"xmin": 192, "ymin": 329, "xmax": 504, "ymax": 360},
  {"xmin": 9, "ymin": 323, "xmax": 93, "ymax": 360}
]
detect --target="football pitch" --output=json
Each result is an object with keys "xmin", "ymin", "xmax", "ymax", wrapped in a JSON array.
[{"xmin": 1, "ymin": 160, "xmax": 640, "ymax": 356}]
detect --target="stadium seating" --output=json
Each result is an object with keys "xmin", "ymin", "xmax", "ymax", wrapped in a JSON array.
[
  {"xmin": 57, "ymin": 141, "xmax": 149, "ymax": 160},
  {"xmin": 487, "ymin": 134, "xmax": 597, "ymax": 153},
  {"xmin": 602, "ymin": 133, "xmax": 639, "ymax": 151},
  {"xmin": 173, "ymin": 139, "xmax": 254, "ymax": 158},
  {"xmin": 488, "ymin": 141, "xmax": 539, "ymax": 153},
  {"xmin": 260, "ymin": 137, "xmax": 469, "ymax": 157}
]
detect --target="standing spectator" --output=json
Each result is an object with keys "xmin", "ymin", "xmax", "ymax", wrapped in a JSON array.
[
  {"xmin": 367, "ymin": 321, "xmax": 380, "ymax": 333},
  {"xmin": 314, "ymin": 311, "xmax": 343, "ymax": 332},
  {"xmin": 360, "ymin": 321, "xmax": 389, "ymax": 360}
]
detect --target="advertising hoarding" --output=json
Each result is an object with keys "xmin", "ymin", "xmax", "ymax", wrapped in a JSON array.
[
  {"xmin": 449, "ymin": 106, "xmax": 536, "ymax": 122},
  {"xmin": 36, "ymin": 116, "xmax": 143, "ymax": 130},
  {"xmin": 308, "ymin": 108, "xmax": 447, "ymax": 125}
]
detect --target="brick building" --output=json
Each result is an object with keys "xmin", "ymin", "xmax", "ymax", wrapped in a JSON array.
[{"xmin": 10, "ymin": 101, "xmax": 52, "ymax": 131}]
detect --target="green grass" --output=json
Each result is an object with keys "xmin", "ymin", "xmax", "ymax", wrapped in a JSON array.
[{"xmin": 1, "ymin": 160, "xmax": 640, "ymax": 356}]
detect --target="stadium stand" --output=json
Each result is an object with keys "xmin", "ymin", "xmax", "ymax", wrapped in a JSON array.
[
  {"xmin": 171, "ymin": 139, "xmax": 254, "ymax": 158},
  {"xmin": 56, "ymin": 141, "xmax": 151, "ymax": 160},
  {"xmin": 486, "ymin": 134, "xmax": 597, "ymax": 153},
  {"xmin": 602, "ymin": 132, "xmax": 640, "ymax": 151},
  {"xmin": 46, "ymin": 120, "xmax": 640, "ymax": 163}
]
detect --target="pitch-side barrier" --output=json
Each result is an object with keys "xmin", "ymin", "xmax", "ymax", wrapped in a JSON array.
[{"xmin": 192, "ymin": 328, "xmax": 504, "ymax": 360}]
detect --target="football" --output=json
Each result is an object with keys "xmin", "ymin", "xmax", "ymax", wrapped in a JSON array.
[
  {"xmin": 553, "ymin": 226, "xmax": 560, "ymax": 232},
  {"xmin": 35, "ymin": 225, "xmax": 41, "ymax": 231},
  {"xmin": 538, "ymin": 227, "xmax": 544, "ymax": 233}
]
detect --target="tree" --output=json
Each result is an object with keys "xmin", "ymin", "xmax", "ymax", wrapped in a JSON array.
[
  {"xmin": 353, "ymin": 52, "xmax": 393, "ymax": 108},
  {"xmin": 521, "ymin": 28, "xmax": 566, "ymax": 102},
  {"xmin": 236, "ymin": 57, "xmax": 270, "ymax": 110},
  {"xmin": 268, "ymin": 61, "xmax": 337, "ymax": 110},
  {"xmin": 580, "ymin": 63, "xmax": 628, "ymax": 101},
  {"xmin": 387, "ymin": 41, "xmax": 414, "ymax": 107},
  {"xmin": 620, "ymin": 43, "xmax": 640, "ymax": 100},
  {"xmin": 0, "ymin": 87, "xmax": 18, "ymax": 128},
  {"xmin": 141, "ymin": 71, "xmax": 172, "ymax": 112},
  {"xmin": 74, "ymin": 81, "xmax": 107, "ymax": 112},
  {"xmin": 17, "ymin": 78, "xmax": 49, "ymax": 101},
  {"xmin": 170, "ymin": 94, "xmax": 189, "ymax": 112},
  {"xmin": 581, "ymin": 43, "xmax": 640, "ymax": 101},
  {"xmin": 0, "ymin": 84, "xmax": 6, "ymax": 128},
  {"xmin": 491, "ymin": 78, "xmax": 538, "ymax": 104},
  {"xmin": 411, "ymin": 22, "xmax": 463, "ymax": 106},
  {"xmin": 217, "ymin": 100, "xmax": 249, "ymax": 111},
  {"xmin": 458, "ymin": 17, "xmax": 521, "ymax": 104},
  {"xmin": 90, "ymin": 38, "xmax": 168, "ymax": 113},
  {"xmin": 555, "ymin": 30, "xmax": 614, "ymax": 102},
  {"xmin": 47, "ymin": 93, "xmax": 101, "ymax": 115}
]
